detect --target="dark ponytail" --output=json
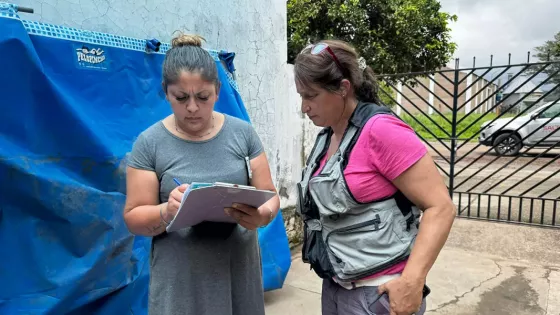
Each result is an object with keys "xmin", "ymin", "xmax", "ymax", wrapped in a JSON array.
[{"xmin": 356, "ymin": 66, "xmax": 381, "ymax": 104}]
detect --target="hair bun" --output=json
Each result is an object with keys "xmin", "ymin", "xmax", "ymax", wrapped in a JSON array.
[{"xmin": 171, "ymin": 32, "xmax": 205, "ymax": 48}]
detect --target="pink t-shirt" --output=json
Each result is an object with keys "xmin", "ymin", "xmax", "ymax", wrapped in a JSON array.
[{"xmin": 313, "ymin": 114, "xmax": 427, "ymax": 280}]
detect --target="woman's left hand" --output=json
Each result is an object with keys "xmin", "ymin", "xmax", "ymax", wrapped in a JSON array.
[
  {"xmin": 378, "ymin": 275, "xmax": 424, "ymax": 315},
  {"xmin": 224, "ymin": 203, "xmax": 272, "ymax": 230}
]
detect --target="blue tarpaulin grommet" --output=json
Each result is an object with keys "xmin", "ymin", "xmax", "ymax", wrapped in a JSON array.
[
  {"xmin": 218, "ymin": 50, "xmax": 236, "ymax": 73},
  {"xmin": 145, "ymin": 38, "xmax": 161, "ymax": 53}
]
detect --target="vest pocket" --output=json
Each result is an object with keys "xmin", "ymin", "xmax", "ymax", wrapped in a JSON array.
[
  {"xmin": 309, "ymin": 175, "xmax": 347, "ymax": 215},
  {"xmin": 324, "ymin": 211, "xmax": 409, "ymax": 278},
  {"xmin": 302, "ymin": 225, "xmax": 336, "ymax": 279}
]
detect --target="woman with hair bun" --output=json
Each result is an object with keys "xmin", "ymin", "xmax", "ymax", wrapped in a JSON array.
[
  {"xmin": 294, "ymin": 39, "xmax": 455, "ymax": 315},
  {"xmin": 123, "ymin": 32, "xmax": 279, "ymax": 315}
]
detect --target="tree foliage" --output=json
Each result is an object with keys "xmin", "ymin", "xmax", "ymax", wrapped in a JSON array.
[
  {"xmin": 532, "ymin": 31, "xmax": 560, "ymax": 101},
  {"xmin": 287, "ymin": 0, "xmax": 458, "ymax": 75}
]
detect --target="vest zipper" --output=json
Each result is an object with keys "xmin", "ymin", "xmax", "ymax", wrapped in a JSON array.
[
  {"xmin": 325, "ymin": 215, "xmax": 382, "ymax": 245},
  {"xmin": 343, "ymin": 250, "xmax": 410, "ymax": 282},
  {"xmin": 324, "ymin": 215, "xmax": 412, "ymax": 282}
]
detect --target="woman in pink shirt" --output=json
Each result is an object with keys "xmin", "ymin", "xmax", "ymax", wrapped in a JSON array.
[{"xmin": 294, "ymin": 40, "xmax": 455, "ymax": 315}]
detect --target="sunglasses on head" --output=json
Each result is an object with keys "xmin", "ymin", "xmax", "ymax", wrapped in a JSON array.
[{"xmin": 306, "ymin": 43, "xmax": 344, "ymax": 72}]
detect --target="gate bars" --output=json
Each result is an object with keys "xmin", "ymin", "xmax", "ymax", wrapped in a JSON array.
[{"xmin": 376, "ymin": 56, "xmax": 560, "ymax": 228}]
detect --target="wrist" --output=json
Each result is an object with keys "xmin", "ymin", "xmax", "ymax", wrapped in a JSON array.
[
  {"xmin": 260, "ymin": 207, "xmax": 274, "ymax": 227},
  {"xmin": 402, "ymin": 268, "xmax": 427, "ymax": 285},
  {"xmin": 161, "ymin": 203, "xmax": 172, "ymax": 224}
]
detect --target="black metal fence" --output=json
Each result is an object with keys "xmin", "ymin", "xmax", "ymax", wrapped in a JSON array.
[{"xmin": 376, "ymin": 57, "xmax": 560, "ymax": 228}]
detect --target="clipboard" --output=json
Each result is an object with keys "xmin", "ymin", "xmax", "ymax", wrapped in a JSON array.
[{"xmin": 166, "ymin": 182, "xmax": 277, "ymax": 232}]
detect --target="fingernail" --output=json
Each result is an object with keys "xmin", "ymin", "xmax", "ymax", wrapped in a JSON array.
[{"xmin": 232, "ymin": 203, "xmax": 239, "ymax": 208}]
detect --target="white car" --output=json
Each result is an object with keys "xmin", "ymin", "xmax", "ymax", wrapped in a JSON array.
[{"xmin": 479, "ymin": 101, "xmax": 560, "ymax": 156}]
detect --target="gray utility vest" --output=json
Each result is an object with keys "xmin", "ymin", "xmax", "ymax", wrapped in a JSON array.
[{"xmin": 296, "ymin": 102, "xmax": 421, "ymax": 283}]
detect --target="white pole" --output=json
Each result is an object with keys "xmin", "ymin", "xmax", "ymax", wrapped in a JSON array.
[
  {"xmin": 428, "ymin": 75, "xmax": 435, "ymax": 115},
  {"xmin": 396, "ymin": 82, "xmax": 403, "ymax": 116},
  {"xmin": 465, "ymin": 74, "xmax": 473, "ymax": 114}
]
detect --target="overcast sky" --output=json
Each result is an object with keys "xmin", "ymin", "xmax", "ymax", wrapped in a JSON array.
[{"xmin": 439, "ymin": 0, "xmax": 559, "ymax": 68}]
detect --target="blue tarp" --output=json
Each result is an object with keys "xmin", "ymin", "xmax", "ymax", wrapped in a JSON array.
[{"xmin": 0, "ymin": 3, "xmax": 291, "ymax": 314}]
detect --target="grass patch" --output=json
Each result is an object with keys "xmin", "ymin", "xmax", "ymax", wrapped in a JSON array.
[{"xmin": 401, "ymin": 112, "xmax": 514, "ymax": 141}]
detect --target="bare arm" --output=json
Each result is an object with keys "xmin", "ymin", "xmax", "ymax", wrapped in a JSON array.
[
  {"xmin": 393, "ymin": 153, "xmax": 456, "ymax": 281},
  {"xmin": 250, "ymin": 151, "xmax": 280, "ymax": 220},
  {"xmin": 123, "ymin": 167, "xmax": 170, "ymax": 236},
  {"xmin": 226, "ymin": 151, "xmax": 280, "ymax": 230},
  {"xmin": 379, "ymin": 153, "xmax": 455, "ymax": 314}
]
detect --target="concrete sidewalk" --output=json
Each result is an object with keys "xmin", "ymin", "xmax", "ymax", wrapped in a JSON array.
[{"xmin": 265, "ymin": 219, "xmax": 560, "ymax": 315}]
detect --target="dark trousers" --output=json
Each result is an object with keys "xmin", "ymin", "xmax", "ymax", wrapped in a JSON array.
[{"xmin": 321, "ymin": 279, "xmax": 427, "ymax": 315}]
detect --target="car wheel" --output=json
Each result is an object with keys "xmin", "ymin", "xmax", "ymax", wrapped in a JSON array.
[{"xmin": 493, "ymin": 133, "xmax": 522, "ymax": 156}]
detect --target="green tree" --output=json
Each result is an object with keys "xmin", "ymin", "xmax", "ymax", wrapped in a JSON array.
[
  {"xmin": 532, "ymin": 31, "xmax": 560, "ymax": 101},
  {"xmin": 287, "ymin": 0, "xmax": 458, "ymax": 75},
  {"xmin": 379, "ymin": 81, "xmax": 397, "ymax": 108}
]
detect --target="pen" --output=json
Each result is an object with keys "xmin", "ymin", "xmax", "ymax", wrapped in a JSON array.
[{"xmin": 173, "ymin": 178, "xmax": 182, "ymax": 186}]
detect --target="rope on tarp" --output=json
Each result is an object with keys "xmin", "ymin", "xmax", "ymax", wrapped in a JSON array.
[{"xmin": 15, "ymin": 5, "xmax": 33, "ymax": 13}]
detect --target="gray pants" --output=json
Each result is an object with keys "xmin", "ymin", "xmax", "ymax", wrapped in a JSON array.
[{"xmin": 322, "ymin": 279, "xmax": 427, "ymax": 315}]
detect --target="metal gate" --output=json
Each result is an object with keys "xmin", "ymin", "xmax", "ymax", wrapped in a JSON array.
[{"xmin": 376, "ymin": 57, "xmax": 560, "ymax": 228}]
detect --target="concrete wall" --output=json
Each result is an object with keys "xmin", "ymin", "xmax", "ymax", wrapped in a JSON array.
[
  {"xmin": 279, "ymin": 64, "xmax": 321, "ymax": 245},
  {"xmin": 11, "ymin": 0, "xmax": 313, "ymax": 243},
  {"xmin": 10, "ymin": 0, "xmax": 299, "ymax": 192}
]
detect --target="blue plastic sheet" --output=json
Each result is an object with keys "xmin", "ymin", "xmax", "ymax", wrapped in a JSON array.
[{"xmin": 0, "ymin": 4, "xmax": 291, "ymax": 314}]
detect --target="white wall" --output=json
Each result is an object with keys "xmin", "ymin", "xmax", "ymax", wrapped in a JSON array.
[
  {"xmin": 278, "ymin": 64, "xmax": 321, "ymax": 207},
  {"xmin": 11, "ymin": 0, "xmax": 315, "ymax": 210},
  {"xmin": 278, "ymin": 64, "xmax": 320, "ymax": 244},
  {"xmin": 275, "ymin": 64, "xmax": 302, "ymax": 207}
]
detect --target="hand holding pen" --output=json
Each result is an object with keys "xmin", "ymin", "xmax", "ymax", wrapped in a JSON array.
[{"xmin": 163, "ymin": 178, "xmax": 189, "ymax": 223}]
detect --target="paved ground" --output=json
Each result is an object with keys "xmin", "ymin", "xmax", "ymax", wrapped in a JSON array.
[
  {"xmin": 425, "ymin": 141, "xmax": 560, "ymax": 226},
  {"xmin": 264, "ymin": 219, "xmax": 560, "ymax": 315},
  {"xmin": 265, "ymin": 248, "xmax": 560, "ymax": 315},
  {"xmin": 426, "ymin": 141, "xmax": 560, "ymax": 187},
  {"xmin": 263, "ymin": 143, "xmax": 560, "ymax": 314}
]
